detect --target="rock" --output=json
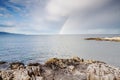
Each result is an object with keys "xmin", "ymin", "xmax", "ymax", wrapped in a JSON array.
[
  {"xmin": 87, "ymin": 63, "xmax": 120, "ymax": 80},
  {"xmin": 0, "ymin": 70, "xmax": 14, "ymax": 80},
  {"xmin": 28, "ymin": 63, "xmax": 41, "ymax": 66},
  {"xmin": 85, "ymin": 38, "xmax": 103, "ymax": 41},
  {"xmin": 10, "ymin": 62, "xmax": 25, "ymax": 69},
  {"xmin": 45, "ymin": 58, "xmax": 67, "ymax": 70},
  {"xmin": 85, "ymin": 37, "xmax": 120, "ymax": 42},
  {"xmin": 13, "ymin": 69, "xmax": 31, "ymax": 80},
  {"xmin": 45, "ymin": 57, "xmax": 81, "ymax": 70},
  {"xmin": 0, "ymin": 61, "xmax": 7, "ymax": 65},
  {"xmin": 36, "ymin": 76, "xmax": 44, "ymax": 80},
  {"xmin": 54, "ymin": 69, "xmax": 87, "ymax": 80},
  {"xmin": 26, "ymin": 65, "xmax": 42, "ymax": 77},
  {"xmin": 85, "ymin": 60, "xmax": 96, "ymax": 64},
  {"xmin": 42, "ymin": 67, "xmax": 55, "ymax": 80},
  {"xmin": 0, "ymin": 57, "xmax": 120, "ymax": 80},
  {"xmin": 68, "ymin": 65, "xmax": 75, "ymax": 72},
  {"xmin": 0, "ymin": 62, "xmax": 9, "ymax": 70},
  {"xmin": 0, "ymin": 76, "xmax": 2, "ymax": 80},
  {"xmin": 72, "ymin": 57, "xmax": 81, "ymax": 62}
]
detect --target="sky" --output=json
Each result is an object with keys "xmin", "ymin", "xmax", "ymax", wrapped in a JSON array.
[{"xmin": 0, "ymin": 0, "xmax": 120, "ymax": 34}]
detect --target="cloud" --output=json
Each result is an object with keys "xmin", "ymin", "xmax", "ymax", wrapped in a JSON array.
[
  {"xmin": 0, "ymin": 0, "xmax": 120, "ymax": 34},
  {"xmin": 0, "ymin": 7, "xmax": 12, "ymax": 17},
  {"xmin": 0, "ymin": 13, "xmax": 3, "ymax": 17},
  {"xmin": 46, "ymin": 0, "xmax": 110, "ymax": 18},
  {"xmin": 0, "ymin": 21, "xmax": 15, "ymax": 27},
  {"xmin": 58, "ymin": 0, "xmax": 120, "ymax": 34},
  {"xmin": 0, "ymin": 24, "xmax": 13, "ymax": 27},
  {"xmin": 45, "ymin": 0, "xmax": 120, "ymax": 34}
]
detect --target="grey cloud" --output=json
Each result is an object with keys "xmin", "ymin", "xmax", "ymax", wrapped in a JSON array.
[
  {"xmin": 0, "ymin": 24, "xmax": 13, "ymax": 27},
  {"xmin": 60, "ymin": 0, "xmax": 120, "ymax": 34},
  {"xmin": 0, "ymin": 0, "xmax": 120, "ymax": 34}
]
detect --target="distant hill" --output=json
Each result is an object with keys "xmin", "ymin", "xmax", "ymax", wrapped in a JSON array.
[{"xmin": 0, "ymin": 32, "xmax": 24, "ymax": 36}]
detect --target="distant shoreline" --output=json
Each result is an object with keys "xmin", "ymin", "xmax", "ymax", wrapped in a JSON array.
[{"xmin": 85, "ymin": 37, "xmax": 120, "ymax": 42}]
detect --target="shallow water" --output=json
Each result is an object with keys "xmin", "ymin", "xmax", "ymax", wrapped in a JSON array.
[{"xmin": 0, "ymin": 34, "xmax": 120, "ymax": 67}]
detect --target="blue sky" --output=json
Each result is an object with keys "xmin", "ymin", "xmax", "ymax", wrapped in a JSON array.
[{"xmin": 0, "ymin": 0, "xmax": 120, "ymax": 34}]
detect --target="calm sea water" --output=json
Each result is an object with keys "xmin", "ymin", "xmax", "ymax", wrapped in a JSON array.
[{"xmin": 0, "ymin": 34, "xmax": 120, "ymax": 67}]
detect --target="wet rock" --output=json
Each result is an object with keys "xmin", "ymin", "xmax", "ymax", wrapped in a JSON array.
[
  {"xmin": 0, "ymin": 62, "xmax": 9, "ymax": 70},
  {"xmin": 10, "ymin": 62, "xmax": 25, "ymax": 69},
  {"xmin": 0, "ymin": 61, "xmax": 7, "ymax": 65}
]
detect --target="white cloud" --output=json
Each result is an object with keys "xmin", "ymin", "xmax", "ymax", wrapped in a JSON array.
[
  {"xmin": 1, "ymin": 0, "xmax": 120, "ymax": 34},
  {"xmin": 0, "ymin": 7, "xmax": 13, "ymax": 17},
  {"xmin": 46, "ymin": 0, "xmax": 110, "ymax": 19}
]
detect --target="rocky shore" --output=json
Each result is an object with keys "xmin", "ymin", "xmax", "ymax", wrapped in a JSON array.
[
  {"xmin": 85, "ymin": 37, "xmax": 120, "ymax": 42},
  {"xmin": 0, "ymin": 57, "xmax": 120, "ymax": 80}
]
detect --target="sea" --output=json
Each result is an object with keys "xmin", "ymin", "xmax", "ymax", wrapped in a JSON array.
[{"xmin": 0, "ymin": 34, "xmax": 120, "ymax": 67}]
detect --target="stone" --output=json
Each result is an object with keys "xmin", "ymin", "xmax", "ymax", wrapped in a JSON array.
[
  {"xmin": 0, "ymin": 70, "xmax": 14, "ymax": 80},
  {"xmin": 0, "ymin": 61, "xmax": 7, "ymax": 65},
  {"xmin": 28, "ymin": 63, "xmax": 41, "ymax": 66},
  {"xmin": 0, "ymin": 57, "xmax": 120, "ymax": 80},
  {"xmin": 13, "ymin": 69, "xmax": 31, "ymax": 80},
  {"xmin": 87, "ymin": 63, "xmax": 120, "ymax": 80},
  {"xmin": 10, "ymin": 62, "xmax": 25, "ymax": 69},
  {"xmin": 36, "ymin": 76, "xmax": 44, "ymax": 80},
  {"xmin": 0, "ymin": 62, "xmax": 9, "ymax": 70},
  {"xmin": 68, "ymin": 65, "xmax": 75, "ymax": 72}
]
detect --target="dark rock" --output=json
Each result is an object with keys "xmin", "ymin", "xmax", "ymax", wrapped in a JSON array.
[
  {"xmin": 0, "ymin": 61, "xmax": 7, "ymax": 65},
  {"xmin": 28, "ymin": 63, "xmax": 41, "ymax": 66},
  {"xmin": 10, "ymin": 62, "xmax": 25, "ymax": 69},
  {"xmin": 85, "ymin": 38, "xmax": 103, "ymax": 41},
  {"xmin": 0, "ymin": 76, "xmax": 3, "ymax": 80},
  {"xmin": 0, "ymin": 61, "xmax": 9, "ymax": 70}
]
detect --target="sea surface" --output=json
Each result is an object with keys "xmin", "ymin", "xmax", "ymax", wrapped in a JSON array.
[{"xmin": 0, "ymin": 34, "xmax": 120, "ymax": 67}]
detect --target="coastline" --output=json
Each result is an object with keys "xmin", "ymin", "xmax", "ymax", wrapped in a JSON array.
[
  {"xmin": 0, "ymin": 57, "xmax": 120, "ymax": 80},
  {"xmin": 85, "ymin": 37, "xmax": 120, "ymax": 42}
]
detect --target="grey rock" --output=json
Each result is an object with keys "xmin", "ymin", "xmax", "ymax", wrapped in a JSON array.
[{"xmin": 0, "ymin": 57, "xmax": 120, "ymax": 80}]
